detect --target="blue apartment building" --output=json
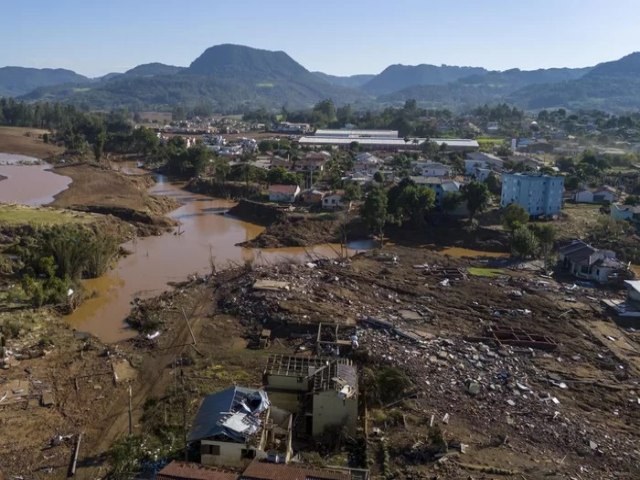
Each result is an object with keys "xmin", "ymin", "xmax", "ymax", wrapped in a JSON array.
[{"xmin": 500, "ymin": 173, "xmax": 564, "ymax": 217}]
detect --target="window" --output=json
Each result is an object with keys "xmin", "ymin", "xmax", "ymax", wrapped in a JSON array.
[
  {"xmin": 201, "ymin": 444, "xmax": 221, "ymax": 456},
  {"xmin": 241, "ymin": 448, "xmax": 256, "ymax": 459}
]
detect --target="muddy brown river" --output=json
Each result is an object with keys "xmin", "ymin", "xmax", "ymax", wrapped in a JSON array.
[
  {"xmin": 0, "ymin": 153, "xmax": 71, "ymax": 204},
  {"xmin": 67, "ymin": 175, "xmax": 344, "ymax": 342},
  {"xmin": 1, "ymin": 156, "xmax": 346, "ymax": 342}
]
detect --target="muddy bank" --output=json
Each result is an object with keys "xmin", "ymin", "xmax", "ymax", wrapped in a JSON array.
[
  {"xmin": 0, "ymin": 126, "xmax": 64, "ymax": 159},
  {"xmin": 387, "ymin": 221, "xmax": 509, "ymax": 252},
  {"xmin": 186, "ymin": 177, "xmax": 261, "ymax": 199},
  {"xmin": 50, "ymin": 163, "xmax": 178, "ymax": 235},
  {"xmin": 229, "ymin": 199, "xmax": 369, "ymax": 248},
  {"xmin": 227, "ymin": 199, "xmax": 286, "ymax": 226}
]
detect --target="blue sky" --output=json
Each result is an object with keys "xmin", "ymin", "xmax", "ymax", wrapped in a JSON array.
[{"xmin": 3, "ymin": 0, "xmax": 639, "ymax": 77}]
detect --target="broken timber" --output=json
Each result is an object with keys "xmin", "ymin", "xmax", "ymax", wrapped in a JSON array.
[{"xmin": 467, "ymin": 327, "xmax": 558, "ymax": 351}]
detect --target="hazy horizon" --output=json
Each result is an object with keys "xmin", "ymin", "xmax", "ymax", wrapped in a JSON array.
[{"xmin": 3, "ymin": 0, "xmax": 640, "ymax": 77}]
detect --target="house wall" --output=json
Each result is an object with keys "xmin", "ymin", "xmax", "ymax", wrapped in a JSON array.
[
  {"xmin": 323, "ymin": 195, "xmax": 345, "ymax": 209},
  {"xmin": 574, "ymin": 191, "xmax": 594, "ymax": 203},
  {"xmin": 501, "ymin": 174, "xmax": 564, "ymax": 217},
  {"xmin": 265, "ymin": 390, "xmax": 300, "ymax": 414},
  {"xmin": 311, "ymin": 391, "xmax": 358, "ymax": 436},
  {"xmin": 265, "ymin": 374, "xmax": 310, "ymax": 392},
  {"xmin": 200, "ymin": 440, "xmax": 264, "ymax": 467}
]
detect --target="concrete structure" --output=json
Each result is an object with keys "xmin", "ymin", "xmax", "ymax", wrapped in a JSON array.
[
  {"xmin": 263, "ymin": 355, "xmax": 358, "ymax": 437},
  {"xmin": 268, "ymin": 184, "xmax": 300, "ymax": 203},
  {"xmin": 574, "ymin": 187, "xmax": 617, "ymax": 204},
  {"xmin": 500, "ymin": 173, "xmax": 564, "ymax": 217},
  {"xmin": 188, "ymin": 386, "xmax": 293, "ymax": 468},
  {"xmin": 558, "ymin": 239, "xmax": 630, "ymax": 284}
]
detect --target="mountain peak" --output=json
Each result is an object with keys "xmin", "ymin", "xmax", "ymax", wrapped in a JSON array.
[
  {"xmin": 187, "ymin": 44, "xmax": 308, "ymax": 77},
  {"xmin": 124, "ymin": 62, "xmax": 183, "ymax": 76}
]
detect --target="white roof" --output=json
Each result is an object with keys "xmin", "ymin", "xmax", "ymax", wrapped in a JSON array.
[
  {"xmin": 314, "ymin": 129, "xmax": 399, "ymax": 138},
  {"xmin": 624, "ymin": 280, "xmax": 640, "ymax": 293},
  {"xmin": 430, "ymin": 138, "xmax": 480, "ymax": 148},
  {"xmin": 299, "ymin": 136, "xmax": 425, "ymax": 146}
]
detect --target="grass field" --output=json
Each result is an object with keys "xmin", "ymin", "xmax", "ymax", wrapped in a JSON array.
[
  {"xmin": 467, "ymin": 266, "xmax": 508, "ymax": 277},
  {"xmin": 558, "ymin": 202, "xmax": 604, "ymax": 240},
  {"xmin": 0, "ymin": 204, "xmax": 93, "ymax": 226},
  {"xmin": 0, "ymin": 126, "xmax": 65, "ymax": 159}
]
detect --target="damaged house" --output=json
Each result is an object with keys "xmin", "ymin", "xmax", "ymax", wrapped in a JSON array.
[
  {"xmin": 263, "ymin": 355, "xmax": 358, "ymax": 437},
  {"xmin": 188, "ymin": 386, "xmax": 293, "ymax": 467},
  {"xmin": 558, "ymin": 239, "xmax": 631, "ymax": 284}
]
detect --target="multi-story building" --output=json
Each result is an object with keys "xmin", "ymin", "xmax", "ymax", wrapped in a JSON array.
[{"xmin": 500, "ymin": 173, "xmax": 564, "ymax": 217}]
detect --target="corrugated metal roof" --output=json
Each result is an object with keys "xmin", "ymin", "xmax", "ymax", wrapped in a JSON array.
[
  {"xmin": 240, "ymin": 460, "xmax": 349, "ymax": 480},
  {"xmin": 188, "ymin": 386, "xmax": 268, "ymax": 442},
  {"xmin": 299, "ymin": 137, "xmax": 425, "ymax": 146},
  {"xmin": 157, "ymin": 461, "xmax": 238, "ymax": 480},
  {"xmin": 314, "ymin": 129, "xmax": 399, "ymax": 138}
]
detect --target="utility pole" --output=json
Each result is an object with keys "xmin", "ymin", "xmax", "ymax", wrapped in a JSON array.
[{"xmin": 128, "ymin": 384, "xmax": 133, "ymax": 436}]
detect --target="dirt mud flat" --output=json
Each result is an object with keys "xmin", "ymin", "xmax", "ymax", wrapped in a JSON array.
[
  {"xmin": 0, "ymin": 126, "xmax": 64, "ymax": 159},
  {"xmin": 1, "ymin": 246, "xmax": 639, "ymax": 478},
  {"xmin": 50, "ymin": 163, "xmax": 178, "ymax": 235}
]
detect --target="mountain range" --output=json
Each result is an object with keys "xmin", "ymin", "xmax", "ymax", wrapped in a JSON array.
[{"xmin": 4, "ymin": 44, "xmax": 640, "ymax": 112}]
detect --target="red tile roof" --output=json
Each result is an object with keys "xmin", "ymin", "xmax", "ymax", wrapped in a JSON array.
[
  {"xmin": 157, "ymin": 461, "xmax": 239, "ymax": 480},
  {"xmin": 269, "ymin": 184, "xmax": 299, "ymax": 194},
  {"xmin": 240, "ymin": 461, "xmax": 350, "ymax": 480}
]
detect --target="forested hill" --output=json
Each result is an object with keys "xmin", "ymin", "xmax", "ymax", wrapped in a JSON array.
[
  {"xmin": 4, "ymin": 47, "xmax": 640, "ymax": 112},
  {"xmin": 0, "ymin": 67, "xmax": 89, "ymax": 97}
]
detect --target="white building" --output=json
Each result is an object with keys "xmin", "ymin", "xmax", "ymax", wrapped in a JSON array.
[
  {"xmin": 574, "ymin": 187, "xmax": 616, "ymax": 204},
  {"xmin": 464, "ymin": 152, "xmax": 504, "ymax": 176},
  {"xmin": 501, "ymin": 173, "xmax": 564, "ymax": 217},
  {"xmin": 413, "ymin": 161, "xmax": 452, "ymax": 177},
  {"xmin": 268, "ymin": 184, "xmax": 300, "ymax": 203}
]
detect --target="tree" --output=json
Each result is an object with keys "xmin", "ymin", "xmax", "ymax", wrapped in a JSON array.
[
  {"xmin": 441, "ymin": 191, "xmax": 463, "ymax": 214},
  {"xmin": 343, "ymin": 182, "xmax": 362, "ymax": 202},
  {"xmin": 502, "ymin": 203, "xmax": 529, "ymax": 232},
  {"xmin": 93, "ymin": 130, "xmax": 106, "ymax": 163},
  {"xmin": 267, "ymin": 166, "xmax": 298, "ymax": 185},
  {"xmin": 395, "ymin": 184, "xmax": 435, "ymax": 227},
  {"xmin": 510, "ymin": 225, "xmax": 539, "ymax": 259},
  {"xmin": 529, "ymin": 223, "xmax": 556, "ymax": 269},
  {"xmin": 373, "ymin": 171, "xmax": 384, "ymax": 183},
  {"xmin": 461, "ymin": 181, "xmax": 490, "ymax": 219},
  {"xmin": 624, "ymin": 195, "xmax": 640, "ymax": 206},
  {"xmin": 485, "ymin": 172, "xmax": 501, "ymax": 195},
  {"xmin": 421, "ymin": 140, "xmax": 440, "ymax": 158},
  {"xmin": 361, "ymin": 186, "xmax": 388, "ymax": 242},
  {"xmin": 496, "ymin": 144, "xmax": 513, "ymax": 157}
]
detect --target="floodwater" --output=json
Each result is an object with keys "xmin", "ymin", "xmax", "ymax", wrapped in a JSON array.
[
  {"xmin": 65, "ymin": 174, "xmax": 346, "ymax": 342},
  {"xmin": 1, "ymin": 158, "xmax": 361, "ymax": 342},
  {"xmin": 0, "ymin": 153, "xmax": 71, "ymax": 205}
]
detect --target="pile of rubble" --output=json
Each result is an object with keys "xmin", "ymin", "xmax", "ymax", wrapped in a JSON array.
[{"xmin": 357, "ymin": 323, "xmax": 640, "ymax": 475}]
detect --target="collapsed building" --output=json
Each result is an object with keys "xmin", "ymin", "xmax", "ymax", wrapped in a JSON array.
[
  {"xmin": 188, "ymin": 386, "xmax": 292, "ymax": 467},
  {"xmin": 263, "ymin": 355, "xmax": 358, "ymax": 437}
]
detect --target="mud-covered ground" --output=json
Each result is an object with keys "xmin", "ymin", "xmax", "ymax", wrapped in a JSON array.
[
  {"xmin": 3, "ymin": 245, "xmax": 636, "ymax": 478},
  {"xmin": 50, "ymin": 163, "xmax": 178, "ymax": 235}
]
